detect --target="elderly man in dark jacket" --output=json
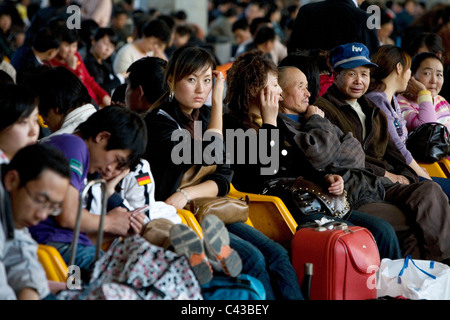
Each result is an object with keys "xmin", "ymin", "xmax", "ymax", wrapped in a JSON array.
[
  {"xmin": 287, "ymin": 0, "xmax": 379, "ymax": 54},
  {"xmin": 278, "ymin": 66, "xmax": 388, "ymax": 207},
  {"xmin": 313, "ymin": 42, "xmax": 450, "ymax": 263}
]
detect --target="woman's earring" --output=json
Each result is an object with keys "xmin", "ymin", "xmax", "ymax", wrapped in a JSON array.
[{"xmin": 169, "ymin": 91, "xmax": 174, "ymax": 102}]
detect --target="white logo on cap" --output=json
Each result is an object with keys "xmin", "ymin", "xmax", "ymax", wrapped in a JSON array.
[{"xmin": 352, "ymin": 45, "xmax": 363, "ymax": 53}]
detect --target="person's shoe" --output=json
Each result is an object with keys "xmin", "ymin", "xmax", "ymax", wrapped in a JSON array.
[
  {"xmin": 169, "ymin": 223, "xmax": 213, "ymax": 285},
  {"xmin": 201, "ymin": 214, "xmax": 242, "ymax": 278}
]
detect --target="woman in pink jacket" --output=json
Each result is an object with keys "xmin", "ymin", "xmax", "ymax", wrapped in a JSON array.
[{"xmin": 398, "ymin": 52, "xmax": 450, "ymax": 132}]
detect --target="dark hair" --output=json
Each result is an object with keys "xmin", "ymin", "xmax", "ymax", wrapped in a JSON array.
[
  {"xmin": 249, "ymin": 17, "xmax": 271, "ymax": 36},
  {"xmin": 79, "ymin": 19, "xmax": 99, "ymax": 48},
  {"xmin": 132, "ymin": 12, "xmax": 151, "ymax": 38},
  {"xmin": 157, "ymin": 14, "xmax": 175, "ymax": 31},
  {"xmin": 140, "ymin": 18, "xmax": 172, "ymax": 44},
  {"xmin": 167, "ymin": 46, "xmax": 216, "ymax": 81},
  {"xmin": 59, "ymin": 27, "xmax": 79, "ymax": 44},
  {"xmin": 111, "ymin": 83, "xmax": 128, "ymax": 103},
  {"xmin": 266, "ymin": 3, "xmax": 280, "ymax": 18},
  {"xmin": 112, "ymin": 4, "xmax": 128, "ymax": 18},
  {"xmin": 32, "ymin": 27, "xmax": 61, "ymax": 52},
  {"xmin": 225, "ymin": 49, "xmax": 278, "ymax": 129},
  {"xmin": 4, "ymin": 143, "xmax": 70, "ymax": 187},
  {"xmin": 127, "ymin": 57, "xmax": 168, "ymax": 104},
  {"xmin": 35, "ymin": 67, "xmax": 92, "ymax": 117},
  {"xmin": 253, "ymin": 25, "xmax": 275, "ymax": 46},
  {"xmin": 49, "ymin": 0, "xmax": 67, "ymax": 7},
  {"xmin": 287, "ymin": 4, "xmax": 298, "ymax": 14},
  {"xmin": 224, "ymin": 7, "xmax": 237, "ymax": 18},
  {"xmin": 175, "ymin": 24, "xmax": 194, "ymax": 38},
  {"xmin": 152, "ymin": 46, "xmax": 216, "ymax": 110},
  {"xmin": 0, "ymin": 83, "xmax": 37, "ymax": 132},
  {"xmin": 232, "ymin": 19, "xmax": 249, "ymax": 33},
  {"xmin": 93, "ymin": 27, "xmax": 118, "ymax": 46},
  {"xmin": 148, "ymin": 8, "xmax": 159, "ymax": 17},
  {"xmin": 278, "ymin": 52, "xmax": 320, "ymax": 104},
  {"xmin": 111, "ymin": 83, "xmax": 127, "ymax": 103},
  {"xmin": 380, "ymin": 8, "xmax": 394, "ymax": 26},
  {"xmin": 75, "ymin": 105, "xmax": 147, "ymax": 169},
  {"xmin": 407, "ymin": 32, "xmax": 444, "ymax": 57},
  {"xmin": 172, "ymin": 10, "xmax": 187, "ymax": 21},
  {"xmin": 369, "ymin": 45, "xmax": 412, "ymax": 92},
  {"xmin": 411, "ymin": 51, "xmax": 443, "ymax": 74}
]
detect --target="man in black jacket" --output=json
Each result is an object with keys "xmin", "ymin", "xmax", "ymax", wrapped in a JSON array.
[
  {"xmin": 84, "ymin": 28, "xmax": 121, "ymax": 96},
  {"xmin": 287, "ymin": 0, "xmax": 379, "ymax": 54}
]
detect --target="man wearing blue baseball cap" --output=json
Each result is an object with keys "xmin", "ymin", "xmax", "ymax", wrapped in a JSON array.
[{"xmin": 314, "ymin": 42, "xmax": 450, "ymax": 263}]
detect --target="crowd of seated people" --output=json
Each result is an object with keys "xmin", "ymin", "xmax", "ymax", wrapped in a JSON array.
[{"xmin": 1, "ymin": 0, "xmax": 450, "ymax": 301}]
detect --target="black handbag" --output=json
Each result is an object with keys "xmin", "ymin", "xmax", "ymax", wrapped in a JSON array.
[
  {"xmin": 262, "ymin": 176, "xmax": 351, "ymax": 219},
  {"xmin": 406, "ymin": 122, "xmax": 450, "ymax": 163}
]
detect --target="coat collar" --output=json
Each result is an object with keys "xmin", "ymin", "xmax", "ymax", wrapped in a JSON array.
[{"xmin": 322, "ymin": 83, "xmax": 380, "ymax": 117}]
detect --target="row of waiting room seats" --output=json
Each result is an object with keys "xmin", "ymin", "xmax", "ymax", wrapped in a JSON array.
[{"xmin": 37, "ymin": 159, "xmax": 450, "ymax": 285}]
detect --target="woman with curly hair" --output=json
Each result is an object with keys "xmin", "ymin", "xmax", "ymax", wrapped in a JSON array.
[{"xmin": 224, "ymin": 49, "xmax": 345, "ymax": 195}]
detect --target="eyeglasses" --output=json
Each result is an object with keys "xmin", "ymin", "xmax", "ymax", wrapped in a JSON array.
[{"xmin": 23, "ymin": 185, "xmax": 63, "ymax": 216}]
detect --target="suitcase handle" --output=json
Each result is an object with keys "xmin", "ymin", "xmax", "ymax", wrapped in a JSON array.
[
  {"xmin": 69, "ymin": 179, "xmax": 108, "ymax": 267},
  {"xmin": 301, "ymin": 263, "xmax": 313, "ymax": 300},
  {"xmin": 315, "ymin": 221, "xmax": 348, "ymax": 232},
  {"xmin": 297, "ymin": 220, "xmax": 348, "ymax": 231}
]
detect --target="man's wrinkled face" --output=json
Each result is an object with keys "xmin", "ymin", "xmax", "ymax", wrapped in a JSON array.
[
  {"xmin": 334, "ymin": 66, "xmax": 370, "ymax": 101},
  {"xmin": 280, "ymin": 68, "xmax": 311, "ymax": 115}
]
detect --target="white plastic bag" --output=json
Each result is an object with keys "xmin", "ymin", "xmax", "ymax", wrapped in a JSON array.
[{"xmin": 377, "ymin": 255, "xmax": 450, "ymax": 300}]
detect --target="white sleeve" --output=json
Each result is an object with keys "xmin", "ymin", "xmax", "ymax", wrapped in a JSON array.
[{"xmin": 120, "ymin": 159, "xmax": 181, "ymax": 225}]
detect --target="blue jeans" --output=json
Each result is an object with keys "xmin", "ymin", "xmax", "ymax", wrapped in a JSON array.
[
  {"xmin": 293, "ymin": 210, "xmax": 402, "ymax": 260},
  {"xmin": 47, "ymin": 242, "xmax": 102, "ymax": 282},
  {"xmin": 419, "ymin": 176, "xmax": 450, "ymax": 201},
  {"xmin": 227, "ymin": 222, "xmax": 304, "ymax": 300}
]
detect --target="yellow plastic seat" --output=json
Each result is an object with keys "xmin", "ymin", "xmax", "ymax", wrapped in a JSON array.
[
  {"xmin": 177, "ymin": 209, "xmax": 203, "ymax": 238},
  {"xmin": 418, "ymin": 161, "xmax": 447, "ymax": 178},
  {"xmin": 37, "ymin": 244, "xmax": 68, "ymax": 282},
  {"xmin": 438, "ymin": 158, "xmax": 450, "ymax": 177},
  {"xmin": 228, "ymin": 184, "xmax": 297, "ymax": 249},
  {"xmin": 38, "ymin": 115, "xmax": 47, "ymax": 128}
]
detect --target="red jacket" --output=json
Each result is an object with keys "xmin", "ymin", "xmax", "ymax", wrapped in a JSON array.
[{"xmin": 50, "ymin": 51, "xmax": 109, "ymax": 105}]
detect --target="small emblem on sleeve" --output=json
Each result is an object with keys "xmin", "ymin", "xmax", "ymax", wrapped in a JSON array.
[
  {"xmin": 135, "ymin": 173, "xmax": 151, "ymax": 186},
  {"xmin": 69, "ymin": 158, "xmax": 83, "ymax": 178}
]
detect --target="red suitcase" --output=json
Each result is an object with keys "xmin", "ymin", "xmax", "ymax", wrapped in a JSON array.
[{"xmin": 291, "ymin": 221, "xmax": 380, "ymax": 300}]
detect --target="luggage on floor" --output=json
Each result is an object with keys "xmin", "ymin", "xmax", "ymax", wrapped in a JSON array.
[
  {"xmin": 57, "ymin": 179, "xmax": 203, "ymax": 300},
  {"xmin": 377, "ymin": 255, "xmax": 450, "ymax": 300},
  {"xmin": 291, "ymin": 220, "xmax": 380, "ymax": 300},
  {"xmin": 58, "ymin": 234, "xmax": 203, "ymax": 300}
]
